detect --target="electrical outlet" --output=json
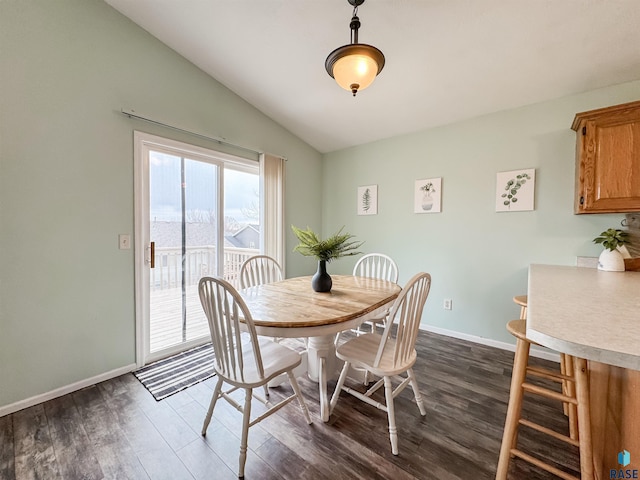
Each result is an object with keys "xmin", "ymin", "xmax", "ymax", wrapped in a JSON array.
[
  {"xmin": 443, "ymin": 298, "xmax": 452, "ymax": 310},
  {"xmin": 119, "ymin": 234, "xmax": 131, "ymax": 250}
]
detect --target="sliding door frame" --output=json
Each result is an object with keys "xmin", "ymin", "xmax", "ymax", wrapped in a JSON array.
[{"xmin": 133, "ymin": 131, "xmax": 258, "ymax": 366}]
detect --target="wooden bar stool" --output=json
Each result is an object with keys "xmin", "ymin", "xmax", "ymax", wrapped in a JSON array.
[
  {"xmin": 496, "ymin": 319, "xmax": 592, "ymax": 480},
  {"xmin": 512, "ymin": 295, "xmax": 577, "ymax": 436},
  {"xmin": 513, "ymin": 295, "xmax": 528, "ymax": 320}
]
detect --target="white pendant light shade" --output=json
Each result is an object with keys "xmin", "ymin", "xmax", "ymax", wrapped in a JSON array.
[{"xmin": 327, "ymin": 45, "xmax": 384, "ymax": 95}]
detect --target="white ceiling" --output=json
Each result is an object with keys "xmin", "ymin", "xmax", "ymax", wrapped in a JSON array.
[{"xmin": 105, "ymin": 0, "xmax": 640, "ymax": 153}]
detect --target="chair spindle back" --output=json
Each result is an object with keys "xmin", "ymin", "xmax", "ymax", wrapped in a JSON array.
[
  {"xmin": 375, "ymin": 272, "xmax": 431, "ymax": 368},
  {"xmin": 353, "ymin": 253, "xmax": 399, "ymax": 283},
  {"xmin": 239, "ymin": 255, "xmax": 284, "ymax": 289},
  {"xmin": 198, "ymin": 276, "xmax": 264, "ymax": 383}
]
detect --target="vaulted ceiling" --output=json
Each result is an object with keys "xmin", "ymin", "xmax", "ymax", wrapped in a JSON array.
[{"xmin": 105, "ymin": 0, "xmax": 640, "ymax": 153}]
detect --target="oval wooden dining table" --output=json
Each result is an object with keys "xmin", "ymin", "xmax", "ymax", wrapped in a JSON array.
[{"xmin": 239, "ymin": 274, "xmax": 401, "ymax": 422}]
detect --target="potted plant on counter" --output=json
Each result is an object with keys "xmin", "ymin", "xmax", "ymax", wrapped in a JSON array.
[
  {"xmin": 291, "ymin": 225, "xmax": 363, "ymax": 292},
  {"xmin": 593, "ymin": 228, "xmax": 630, "ymax": 272}
]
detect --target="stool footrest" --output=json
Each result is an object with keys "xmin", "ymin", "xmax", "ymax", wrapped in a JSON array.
[
  {"xmin": 522, "ymin": 382, "xmax": 578, "ymax": 405},
  {"xmin": 510, "ymin": 448, "xmax": 579, "ymax": 480},
  {"xmin": 518, "ymin": 418, "xmax": 580, "ymax": 447},
  {"xmin": 527, "ymin": 365, "xmax": 574, "ymax": 383}
]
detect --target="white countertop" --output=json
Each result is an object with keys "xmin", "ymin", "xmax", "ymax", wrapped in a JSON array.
[{"xmin": 527, "ymin": 264, "xmax": 640, "ymax": 371}]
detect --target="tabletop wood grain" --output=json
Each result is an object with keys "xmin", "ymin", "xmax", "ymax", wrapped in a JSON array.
[{"xmin": 239, "ymin": 275, "xmax": 401, "ymax": 328}]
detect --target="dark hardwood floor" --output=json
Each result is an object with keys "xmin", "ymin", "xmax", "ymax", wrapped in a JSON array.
[{"xmin": 0, "ymin": 331, "xmax": 580, "ymax": 479}]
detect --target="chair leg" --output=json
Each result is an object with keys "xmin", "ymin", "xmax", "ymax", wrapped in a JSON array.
[
  {"xmin": 202, "ymin": 376, "xmax": 223, "ymax": 435},
  {"xmin": 384, "ymin": 376, "xmax": 399, "ymax": 455},
  {"xmin": 407, "ymin": 368, "xmax": 427, "ymax": 416},
  {"xmin": 329, "ymin": 361, "xmax": 351, "ymax": 413},
  {"xmin": 287, "ymin": 371, "xmax": 312, "ymax": 424},
  {"xmin": 496, "ymin": 337, "xmax": 530, "ymax": 480},
  {"xmin": 238, "ymin": 388, "xmax": 252, "ymax": 478}
]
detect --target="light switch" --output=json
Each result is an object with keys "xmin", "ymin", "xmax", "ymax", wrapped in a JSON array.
[{"xmin": 119, "ymin": 234, "xmax": 131, "ymax": 250}]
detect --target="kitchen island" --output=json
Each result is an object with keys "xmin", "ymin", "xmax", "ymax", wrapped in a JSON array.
[{"xmin": 527, "ymin": 264, "xmax": 640, "ymax": 480}]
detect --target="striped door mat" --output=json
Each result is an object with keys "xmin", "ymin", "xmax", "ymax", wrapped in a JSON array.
[{"xmin": 133, "ymin": 343, "xmax": 215, "ymax": 401}]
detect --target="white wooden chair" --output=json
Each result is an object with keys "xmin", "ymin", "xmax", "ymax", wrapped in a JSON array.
[
  {"xmin": 351, "ymin": 253, "xmax": 399, "ymax": 333},
  {"xmin": 239, "ymin": 254, "xmax": 308, "ymax": 358},
  {"xmin": 353, "ymin": 253, "xmax": 399, "ymax": 331},
  {"xmin": 239, "ymin": 255, "xmax": 283, "ymax": 289},
  {"xmin": 353, "ymin": 253, "xmax": 399, "ymax": 284},
  {"xmin": 198, "ymin": 276, "xmax": 312, "ymax": 478},
  {"xmin": 346, "ymin": 253, "xmax": 400, "ymax": 384},
  {"xmin": 329, "ymin": 272, "xmax": 431, "ymax": 455}
]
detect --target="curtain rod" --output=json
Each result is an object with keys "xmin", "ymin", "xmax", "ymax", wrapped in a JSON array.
[{"xmin": 121, "ymin": 108, "xmax": 262, "ymax": 157}]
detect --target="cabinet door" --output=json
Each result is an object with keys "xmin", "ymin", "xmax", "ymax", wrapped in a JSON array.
[{"xmin": 575, "ymin": 105, "xmax": 640, "ymax": 213}]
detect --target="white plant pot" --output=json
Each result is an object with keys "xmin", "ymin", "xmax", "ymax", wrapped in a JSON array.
[
  {"xmin": 618, "ymin": 245, "xmax": 632, "ymax": 259},
  {"xmin": 598, "ymin": 248, "xmax": 625, "ymax": 272}
]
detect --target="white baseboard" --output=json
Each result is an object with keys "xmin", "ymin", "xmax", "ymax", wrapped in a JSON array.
[
  {"xmin": 419, "ymin": 324, "xmax": 560, "ymax": 363},
  {"xmin": 0, "ymin": 363, "xmax": 137, "ymax": 417}
]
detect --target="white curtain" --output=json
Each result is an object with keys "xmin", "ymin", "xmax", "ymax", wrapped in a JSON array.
[{"xmin": 260, "ymin": 153, "xmax": 286, "ymax": 273}]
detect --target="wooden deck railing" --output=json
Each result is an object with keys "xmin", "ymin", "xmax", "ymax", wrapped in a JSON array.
[
  {"xmin": 151, "ymin": 245, "xmax": 259, "ymax": 291},
  {"xmin": 149, "ymin": 246, "xmax": 259, "ymax": 352}
]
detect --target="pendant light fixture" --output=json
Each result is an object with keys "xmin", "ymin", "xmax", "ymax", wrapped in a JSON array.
[{"xmin": 325, "ymin": 0, "xmax": 385, "ymax": 97}]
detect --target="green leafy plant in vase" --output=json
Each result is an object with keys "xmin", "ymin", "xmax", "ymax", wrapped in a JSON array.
[
  {"xmin": 593, "ymin": 228, "xmax": 630, "ymax": 272},
  {"xmin": 291, "ymin": 225, "xmax": 363, "ymax": 292}
]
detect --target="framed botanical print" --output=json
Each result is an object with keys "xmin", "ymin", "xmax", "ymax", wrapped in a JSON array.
[
  {"xmin": 414, "ymin": 177, "xmax": 442, "ymax": 213},
  {"xmin": 357, "ymin": 185, "xmax": 378, "ymax": 215}
]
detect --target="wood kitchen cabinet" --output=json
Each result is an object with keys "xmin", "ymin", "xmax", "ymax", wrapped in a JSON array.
[{"xmin": 572, "ymin": 100, "xmax": 640, "ymax": 214}]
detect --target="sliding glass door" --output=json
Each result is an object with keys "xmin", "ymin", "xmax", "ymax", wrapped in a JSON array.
[
  {"xmin": 135, "ymin": 132, "xmax": 261, "ymax": 364},
  {"xmin": 148, "ymin": 151, "xmax": 219, "ymax": 355}
]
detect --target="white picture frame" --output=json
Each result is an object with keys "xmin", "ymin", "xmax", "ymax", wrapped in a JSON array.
[
  {"xmin": 357, "ymin": 185, "xmax": 378, "ymax": 215},
  {"xmin": 495, "ymin": 168, "xmax": 535, "ymax": 212},
  {"xmin": 414, "ymin": 177, "xmax": 442, "ymax": 213}
]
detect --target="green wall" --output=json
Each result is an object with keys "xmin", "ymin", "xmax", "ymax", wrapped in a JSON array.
[
  {"xmin": 0, "ymin": 0, "xmax": 322, "ymax": 409},
  {"xmin": 2, "ymin": 0, "xmax": 638, "ymax": 412},
  {"xmin": 322, "ymin": 81, "xmax": 639, "ymax": 344}
]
